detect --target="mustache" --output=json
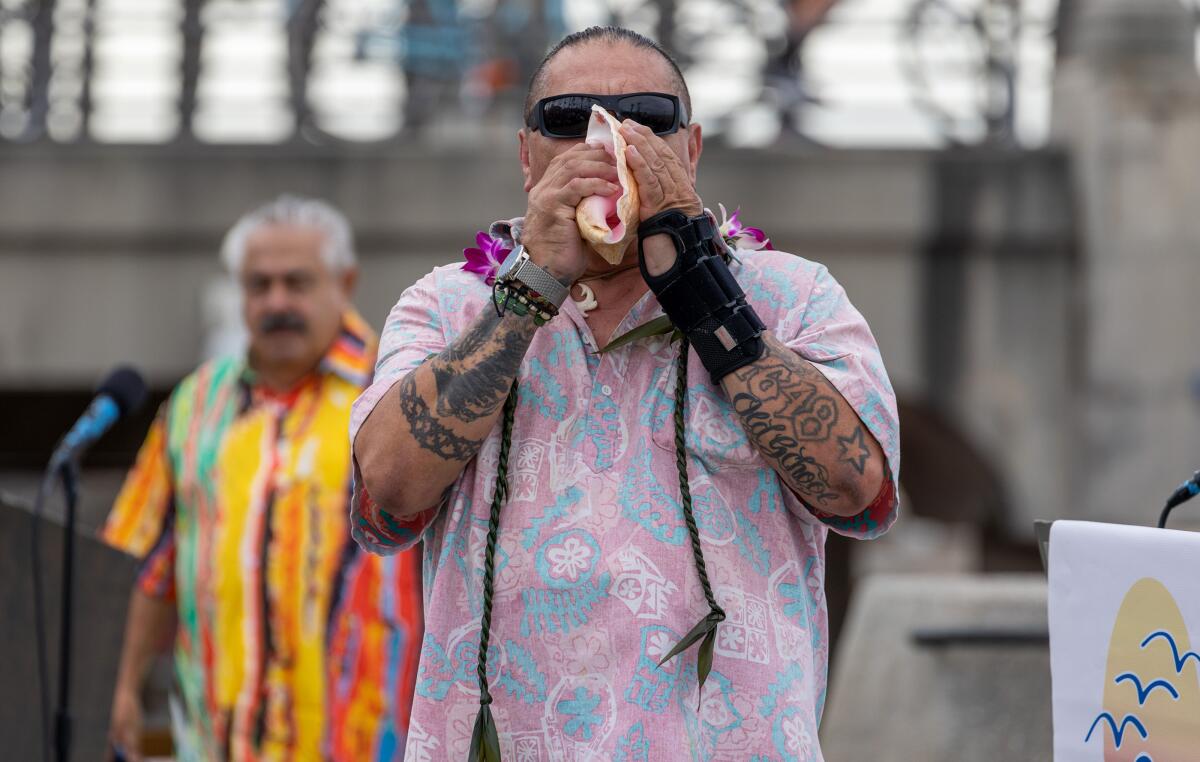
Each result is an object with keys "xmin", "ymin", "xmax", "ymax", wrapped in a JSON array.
[{"xmin": 259, "ymin": 312, "xmax": 308, "ymax": 333}]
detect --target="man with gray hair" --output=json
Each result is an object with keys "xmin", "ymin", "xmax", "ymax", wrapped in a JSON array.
[{"xmin": 102, "ymin": 195, "xmax": 423, "ymax": 761}]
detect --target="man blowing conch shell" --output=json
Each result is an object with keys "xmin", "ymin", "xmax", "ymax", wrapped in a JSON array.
[{"xmin": 351, "ymin": 25, "xmax": 901, "ymax": 762}]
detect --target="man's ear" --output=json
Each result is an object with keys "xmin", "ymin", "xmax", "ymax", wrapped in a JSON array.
[
  {"xmin": 686, "ymin": 122, "xmax": 703, "ymax": 185},
  {"xmin": 339, "ymin": 266, "xmax": 359, "ymax": 299},
  {"xmin": 519, "ymin": 128, "xmax": 534, "ymax": 192}
]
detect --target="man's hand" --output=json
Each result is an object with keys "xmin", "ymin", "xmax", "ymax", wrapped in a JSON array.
[
  {"xmin": 522, "ymin": 143, "xmax": 620, "ymax": 284},
  {"xmin": 107, "ymin": 589, "xmax": 174, "ymax": 762},
  {"xmin": 619, "ymin": 120, "xmax": 702, "ymax": 220},
  {"xmin": 106, "ymin": 686, "xmax": 143, "ymax": 762},
  {"xmin": 619, "ymin": 120, "xmax": 703, "ymax": 276}
]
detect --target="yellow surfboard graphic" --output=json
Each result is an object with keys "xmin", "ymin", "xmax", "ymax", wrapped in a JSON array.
[{"xmin": 1090, "ymin": 578, "xmax": 1200, "ymax": 761}]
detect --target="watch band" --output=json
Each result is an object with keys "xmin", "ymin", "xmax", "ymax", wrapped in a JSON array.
[{"xmin": 502, "ymin": 246, "xmax": 569, "ymax": 308}]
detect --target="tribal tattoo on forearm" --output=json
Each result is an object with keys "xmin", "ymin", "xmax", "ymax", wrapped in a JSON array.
[
  {"xmin": 431, "ymin": 313, "xmax": 531, "ymax": 423},
  {"xmin": 727, "ymin": 341, "xmax": 871, "ymax": 507},
  {"xmin": 397, "ymin": 310, "xmax": 535, "ymax": 461},
  {"xmin": 397, "ymin": 372, "xmax": 483, "ymax": 461}
]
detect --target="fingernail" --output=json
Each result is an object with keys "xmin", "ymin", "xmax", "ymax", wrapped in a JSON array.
[{"xmin": 628, "ymin": 145, "xmax": 640, "ymax": 158}]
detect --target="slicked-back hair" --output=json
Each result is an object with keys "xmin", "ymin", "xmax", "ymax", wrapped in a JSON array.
[{"xmin": 523, "ymin": 26, "xmax": 692, "ymax": 124}]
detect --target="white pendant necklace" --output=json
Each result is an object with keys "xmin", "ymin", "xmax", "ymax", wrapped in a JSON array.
[{"xmin": 573, "ymin": 283, "xmax": 599, "ymax": 315}]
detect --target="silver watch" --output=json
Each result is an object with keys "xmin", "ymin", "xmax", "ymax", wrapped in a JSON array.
[{"xmin": 494, "ymin": 245, "xmax": 569, "ymax": 308}]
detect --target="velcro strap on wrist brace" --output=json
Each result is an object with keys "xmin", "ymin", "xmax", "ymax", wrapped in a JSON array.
[{"xmin": 638, "ymin": 209, "xmax": 766, "ymax": 383}]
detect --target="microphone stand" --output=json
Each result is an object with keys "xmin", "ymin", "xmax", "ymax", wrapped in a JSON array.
[
  {"xmin": 32, "ymin": 455, "xmax": 82, "ymax": 762},
  {"xmin": 29, "ymin": 367, "xmax": 147, "ymax": 762},
  {"xmin": 1157, "ymin": 470, "xmax": 1200, "ymax": 529},
  {"xmin": 1158, "ymin": 496, "xmax": 1187, "ymax": 529},
  {"xmin": 54, "ymin": 458, "xmax": 81, "ymax": 762}
]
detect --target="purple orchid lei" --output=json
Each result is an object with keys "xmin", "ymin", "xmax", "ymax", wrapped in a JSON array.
[
  {"xmin": 717, "ymin": 203, "xmax": 773, "ymax": 251},
  {"xmin": 460, "ymin": 203, "xmax": 769, "ymax": 285},
  {"xmin": 462, "ymin": 231, "xmax": 511, "ymax": 285}
]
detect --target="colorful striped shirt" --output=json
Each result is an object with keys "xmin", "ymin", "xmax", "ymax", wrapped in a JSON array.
[{"xmin": 102, "ymin": 310, "xmax": 421, "ymax": 761}]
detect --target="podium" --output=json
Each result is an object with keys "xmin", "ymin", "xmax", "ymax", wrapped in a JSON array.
[
  {"xmin": 0, "ymin": 491, "xmax": 138, "ymax": 762},
  {"xmin": 1048, "ymin": 520, "xmax": 1200, "ymax": 761}
]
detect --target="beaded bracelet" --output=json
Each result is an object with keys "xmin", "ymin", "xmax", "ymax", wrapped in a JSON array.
[
  {"xmin": 505, "ymin": 278, "xmax": 559, "ymax": 316},
  {"xmin": 493, "ymin": 284, "xmax": 555, "ymax": 326}
]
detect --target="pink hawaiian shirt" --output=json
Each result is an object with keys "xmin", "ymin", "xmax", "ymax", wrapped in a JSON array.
[{"xmin": 350, "ymin": 218, "xmax": 900, "ymax": 761}]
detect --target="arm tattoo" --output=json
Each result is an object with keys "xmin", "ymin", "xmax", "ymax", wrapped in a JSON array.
[
  {"xmin": 730, "ymin": 357, "xmax": 839, "ymax": 442},
  {"xmin": 431, "ymin": 312, "xmax": 531, "ymax": 423},
  {"xmin": 396, "ymin": 310, "xmax": 535, "ymax": 460},
  {"xmin": 397, "ymin": 371, "xmax": 484, "ymax": 461},
  {"xmin": 728, "ymin": 350, "xmax": 842, "ymax": 506},
  {"xmin": 837, "ymin": 427, "xmax": 871, "ymax": 475}
]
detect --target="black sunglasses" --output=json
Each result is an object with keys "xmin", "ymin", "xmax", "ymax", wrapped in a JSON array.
[{"xmin": 525, "ymin": 92, "xmax": 688, "ymax": 138}]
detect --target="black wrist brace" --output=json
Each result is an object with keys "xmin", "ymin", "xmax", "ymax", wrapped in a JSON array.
[{"xmin": 638, "ymin": 209, "xmax": 766, "ymax": 383}]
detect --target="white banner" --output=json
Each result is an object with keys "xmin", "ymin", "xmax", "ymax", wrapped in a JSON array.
[{"xmin": 1049, "ymin": 520, "xmax": 1200, "ymax": 761}]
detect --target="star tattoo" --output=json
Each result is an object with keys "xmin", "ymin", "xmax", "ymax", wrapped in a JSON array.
[{"xmin": 836, "ymin": 427, "xmax": 871, "ymax": 475}]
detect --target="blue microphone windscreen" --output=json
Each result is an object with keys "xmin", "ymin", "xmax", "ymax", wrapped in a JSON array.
[{"xmin": 97, "ymin": 366, "xmax": 148, "ymax": 416}]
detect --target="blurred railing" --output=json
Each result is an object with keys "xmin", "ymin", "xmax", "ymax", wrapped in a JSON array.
[{"xmin": 0, "ymin": 0, "xmax": 1061, "ymax": 148}]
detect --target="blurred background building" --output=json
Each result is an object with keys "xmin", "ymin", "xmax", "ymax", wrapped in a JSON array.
[{"xmin": 2, "ymin": 0, "xmax": 1200, "ymax": 759}]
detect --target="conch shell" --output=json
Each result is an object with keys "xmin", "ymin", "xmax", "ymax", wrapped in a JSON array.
[{"xmin": 575, "ymin": 104, "xmax": 640, "ymax": 264}]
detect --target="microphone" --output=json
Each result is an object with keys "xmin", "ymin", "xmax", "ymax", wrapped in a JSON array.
[
  {"xmin": 34, "ymin": 366, "xmax": 147, "ymax": 762},
  {"xmin": 1164, "ymin": 470, "xmax": 1200, "ymax": 511},
  {"xmin": 49, "ymin": 366, "xmax": 148, "ymax": 469},
  {"xmin": 1158, "ymin": 469, "xmax": 1200, "ymax": 528}
]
